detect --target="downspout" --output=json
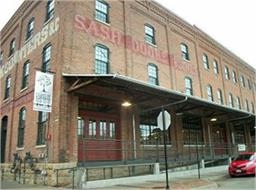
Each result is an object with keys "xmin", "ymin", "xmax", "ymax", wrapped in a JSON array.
[
  {"xmin": 142, "ymin": 96, "xmax": 188, "ymax": 113},
  {"xmin": 132, "ymin": 113, "xmax": 136, "ymax": 159}
]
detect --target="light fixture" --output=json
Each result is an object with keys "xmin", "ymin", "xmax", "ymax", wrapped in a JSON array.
[
  {"xmin": 176, "ymin": 112, "xmax": 183, "ymax": 116},
  {"xmin": 210, "ymin": 118, "xmax": 217, "ymax": 122},
  {"xmin": 122, "ymin": 101, "xmax": 132, "ymax": 107}
]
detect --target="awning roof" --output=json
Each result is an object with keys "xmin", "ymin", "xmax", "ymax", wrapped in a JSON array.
[{"xmin": 63, "ymin": 73, "xmax": 255, "ymax": 123}]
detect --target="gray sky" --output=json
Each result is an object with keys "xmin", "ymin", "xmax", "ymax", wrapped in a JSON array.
[{"xmin": 0, "ymin": 0, "xmax": 255, "ymax": 70}]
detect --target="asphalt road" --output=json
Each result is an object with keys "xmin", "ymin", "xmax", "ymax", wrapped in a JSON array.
[{"xmin": 201, "ymin": 175, "xmax": 256, "ymax": 190}]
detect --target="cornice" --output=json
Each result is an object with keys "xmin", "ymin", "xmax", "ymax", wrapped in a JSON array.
[
  {"xmin": 193, "ymin": 26, "xmax": 255, "ymax": 71},
  {"xmin": 1, "ymin": 1, "xmax": 31, "ymax": 35},
  {"xmin": 144, "ymin": 0, "xmax": 255, "ymax": 72}
]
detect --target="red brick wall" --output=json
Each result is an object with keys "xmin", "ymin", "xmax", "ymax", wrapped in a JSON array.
[{"xmin": 1, "ymin": 0, "xmax": 255, "ymax": 163}]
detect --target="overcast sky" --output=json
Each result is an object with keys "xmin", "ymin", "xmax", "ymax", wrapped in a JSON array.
[{"xmin": 0, "ymin": 0, "xmax": 255, "ymax": 70}]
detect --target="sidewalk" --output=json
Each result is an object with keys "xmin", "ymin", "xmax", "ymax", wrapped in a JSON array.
[
  {"xmin": 0, "ymin": 165, "xmax": 228, "ymax": 190},
  {"xmin": 85, "ymin": 165, "xmax": 228, "ymax": 190}
]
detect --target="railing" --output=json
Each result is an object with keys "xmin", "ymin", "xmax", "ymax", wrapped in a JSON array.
[
  {"xmin": 54, "ymin": 167, "xmax": 77, "ymax": 190},
  {"xmin": 78, "ymin": 138, "xmax": 255, "ymax": 166}
]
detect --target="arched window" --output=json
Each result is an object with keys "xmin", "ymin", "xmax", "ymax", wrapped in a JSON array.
[
  {"xmin": 26, "ymin": 17, "xmax": 35, "ymax": 39},
  {"xmin": 202, "ymin": 54, "xmax": 209, "ymax": 69},
  {"xmin": 213, "ymin": 60, "xmax": 218, "ymax": 74},
  {"xmin": 9, "ymin": 38, "xmax": 16, "ymax": 57},
  {"xmin": 232, "ymin": 70, "xmax": 237, "ymax": 83},
  {"xmin": 4, "ymin": 75, "xmax": 11, "ymax": 100},
  {"xmin": 251, "ymin": 102, "xmax": 255, "ymax": 113},
  {"xmin": 245, "ymin": 99, "xmax": 249, "ymax": 112},
  {"xmin": 42, "ymin": 43, "xmax": 52, "ymax": 72},
  {"xmin": 145, "ymin": 24, "xmax": 156, "ymax": 45},
  {"xmin": 17, "ymin": 107, "xmax": 26, "ymax": 147},
  {"xmin": 224, "ymin": 66, "xmax": 230, "ymax": 80},
  {"xmin": 236, "ymin": 96, "xmax": 241, "ymax": 109},
  {"xmin": 207, "ymin": 85, "xmax": 213, "ymax": 101},
  {"xmin": 217, "ymin": 89, "xmax": 223, "ymax": 105},
  {"xmin": 0, "ymin": 51, "xmax": 3, "ymax": 66},
  {"xmin": 184, "ymin": 77, "xmax": 193, "ymax": 95},
  {"xmin": 228, "ymin": 93, "xmax": 234, "ymax": 108},
  {"xmin": 37, "ymin": 112, "xmax": 48, "ymax": 145},
  {"xmin": 95, "ymin": 44, "xmax": 109, "ymax": 74},
  {"xmin": 148, "ymin": 63, "xmax": 159, "ymax": 85},
  {"xmin": 240, "ymin": 75, "xmax": 245, "ymax": 87},
  {"xmin": 21, "ymin": 60, "xmax": 30, "ymax": 89},
  {"xmin": 180, "ymin": 43, "xmax": 189, "ymax": 61},
  {"xmin": 45, "ymin": 0, "xmax": 54, "ymax": 22},
  {"xmin": 95, "ymin": 0, "xmax": 109, "ymax": 23}
]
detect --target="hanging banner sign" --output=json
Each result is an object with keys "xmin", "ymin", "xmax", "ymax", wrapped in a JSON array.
[{"xmin": 33, "ymin": 71, "xmax": 54, "ymax": 112}]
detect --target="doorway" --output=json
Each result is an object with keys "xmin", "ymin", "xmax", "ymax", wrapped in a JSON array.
[
  {"xmin": 1, "ymin": 116, "xmax": 8, "ymax": 163},
  {"xmin": 212, "ymin": 123, "xmax": 228, "ymax": 156}
]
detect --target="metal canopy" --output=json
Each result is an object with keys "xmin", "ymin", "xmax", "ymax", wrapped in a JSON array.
[{"xmin": 62, "ymin": 73, "xmax": 254, "ymax": 122}]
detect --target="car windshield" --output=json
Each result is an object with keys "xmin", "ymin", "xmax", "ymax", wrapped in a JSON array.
[{"xmin": 235, "ymin": 154, "xmax": 253, "ymax": 161}]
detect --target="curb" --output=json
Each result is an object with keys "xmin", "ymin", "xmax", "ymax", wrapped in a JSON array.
[
  {"xmin": 85, "ymin": 166, "xmax": 228, "ymax": 189},
  {"xmin": 191, "ymin": 180, "xmax": 218, "ymax": 190}
]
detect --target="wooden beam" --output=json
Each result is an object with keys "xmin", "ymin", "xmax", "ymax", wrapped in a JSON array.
[{"xmin": 67, "ymin": 78, "xmax": 98, "ymax": 92}]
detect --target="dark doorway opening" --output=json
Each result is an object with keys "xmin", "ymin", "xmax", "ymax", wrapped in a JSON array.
[{"xmin": 1, "ymin": 116, "xmax": 8, "ymax": 163}]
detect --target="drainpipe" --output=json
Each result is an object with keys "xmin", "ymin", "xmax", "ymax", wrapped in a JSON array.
[
  {"xmin": 142, "ymin": 96, "xmax": 188, "ymax": 113},
  {"xmin": 227, "ymin": 114, "xmax": 252, "ymax": 123},
  {"xmin": 132, "ymin": 113, "xmax": 136, "ymax": 159}
]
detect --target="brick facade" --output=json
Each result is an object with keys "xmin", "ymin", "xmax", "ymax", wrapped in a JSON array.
[{"xmin": 1, "ymin": 0, "xmax": 255, "ymax": 166}]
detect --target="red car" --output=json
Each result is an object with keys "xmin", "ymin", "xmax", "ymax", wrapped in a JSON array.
[{"xmin": 229, "ymin": 152, "xmax": 256, "ymax": 177}]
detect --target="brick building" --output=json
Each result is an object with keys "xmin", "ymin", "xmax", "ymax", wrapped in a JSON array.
[{"xmin": 1, "ymin": 0, "xmax": 255, "ymax": 169}]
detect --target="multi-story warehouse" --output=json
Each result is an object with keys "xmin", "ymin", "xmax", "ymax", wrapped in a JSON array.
[{"xmin": 0, "ymin": 0, "xmax": 255, "ymax": 182}]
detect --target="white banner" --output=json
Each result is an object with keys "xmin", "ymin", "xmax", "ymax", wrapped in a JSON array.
[{"xmin": 33, "ymin": 71, "xmax": 54, "ymax": 112}]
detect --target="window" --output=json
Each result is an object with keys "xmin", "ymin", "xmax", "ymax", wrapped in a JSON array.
[
  {"xmin": 148, "ymin": 63, "xmax": 158, "ymax": 85},
  {"xmin": 17, "ymin": 107, "xmax": 26, "ymax": 147},
  {"xmin": 213, "ymin": 60, "xmax": 218, "ymax": 74},
  {"xmin": 202, "ymin": 54, "xmax": 209, "ymax": 70},
  {"xmin": 9, "ymin": 38, "xmax": 15, "ymax": 57},
  {"xmin": 247, "ymin": 79, "xmax": 252, "ymax": 90},
  {"xmin": 89, "ymin": 119, "xmax": 96, "ymax": 137},
  {"xmin": 109, "ymin": 121, "xmax": 116, "ymax": 138},
  {"xmin": 236, "ymin": 97, "xmax": 241, "ymax": 109},
  {"xmin": 224, "ymin": 66, "xmax": 230, "ymax": 80},
  {"xmin": 240, "ymin": 75, "xmax": 245, "ymax": 87},
  {"xmin": 182, "ymin": 115, "xmax": 203, "ymax": 145},
  {"xmin": 21, "ymin": 61, "xmax": 30, "ymax": 89},
  {"xmin": 251, "ymin": 102, "xmax": 255, "ymax": 113},
  {"xmin": 140, "ymin": 112, "xmax": 171, "ymax": 145},
  {"xmin": 37, "ymin": 112, "xmax": 48, "ymax": 145},
  {"xmin": 99, "ymin": 120, "xmax": 107, "ymax": 138},
  {"xmin": 180, "ymin": 43, "xmax": 189, "ymax": 61},
  {"xmin": 185, "ymin": 77, "xmax": 193, "ymax": 95},
  {"xmin": 45, "ymin": 0, "xmax": 54, "ymax": 22},
  {"xmin": 232, "ymin": 71, "xmax": 237, "ymax": 83},
  {"xmin": 95, "ymin": 44, "xmax": 109, "ymax": 74},
  {"xmin": 233, "ymin": 125, "xmax": 245, "ymax": 144},
  {"xmin": 228, "ymin": 93, "xmax": 234, "ymax": 107},
  {"xmin": 245, "ymin": 99, "xmax": 249, "ymax": 112},
  {"xmin": 217, "ymin": 89, "xmax": 223, "ymax": 105},
  {"xmin": 145, "ymin": 24, "xmax": 156, "ymax": 45},
  {"xmin": 95, "ymin": 0, "xmax": 109, "ymax": 23},
  {"xmin": 26, "ymin": 18, "xmax": 34, "ymax": 40},
  {"xmin": 0, "ymin": 51, "xmax": 3, "ymax": 66},
  {"xmin": 42, "ymin": 44, "xmax": 51, "ymax": 72},
  {"xmin": 77, "ymin": 117, "xmax": 84, "ymax": 136},
  {"xmin": 207, "ymin": 85, "xmax": 213, "ymax": 101},
  {"xmin": 4, "ymin": 75, "xmax": 11, "ymax": 100}
]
